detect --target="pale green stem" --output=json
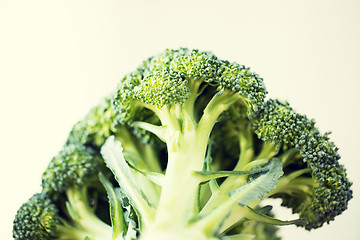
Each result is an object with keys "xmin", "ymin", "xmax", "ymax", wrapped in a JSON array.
[
  {"xmin": 193, "ymin": 184, "xmax": 260, "ymax": 236},
  {"xmin": 153, "ymin": 113, "xmax": 206, "ymax": 227},
  {"xmin": 143, "ymin": 144, "xmax": 163, "ymax": 172},
  {"xmin": 235, "ymin": 125, "xmax": 255, "ymax": 170},
  {"xmin": 152, "ymin": 92, "xmax": 240, "ymax": 228},
  {"xmin": 183, "ymin": 79, "xmax": 202, "ymax": 120},
  {"xmin": 116, "ymin": 125, "xmax": 163, "ymax": 208},
  {"xmin": 117, "ymin": 124, "xmax": 160, "ymax": 172},
  {"xmin": 132, "ymin": 170, "xmax": 161, "ymax": 207},
  {"xmin": 270, "ymin": 173, "xmax": 313, "ymax": 196},
  {"xmin": 157, "ymin": 105, "xmax": 181, "ymax": 135},
  {"xmin": 211, "ymin": 171, "xmax": 312, "ymax": 234},
  {"xmin": 256, "ymin": 142, "xmax": 278, "ymax": 160},
  {"xmin": 218, "ymin": 201, "xmax": 260, "ymax": 234},
  {"xmin": 132, "ymin": 121, "xmax": 166, "ymax": 142},
  {"xmin": 242, "ymin": 159, "xmax": 269, "ymax": 171},
  {"xmin": 66, "ymin": 187, "xmax": 112, "ymax": 238},
  {"xmin": 56, "ymin": 221, "xmax": 93, "ymax": 240},
  {"xmin": 115, "ymin": 126, "xmax": 139, "ymax": 156},
  {"xmin": 197, "ymin": 92, "xmax": 242, "ymax": 142},
  {"xmin": 201, "ymin": 124, "xmax": 253, "ymax": 213},
  {"xmin": 279, "ymin": 148, "xmax": 302, "ymax": 166}
]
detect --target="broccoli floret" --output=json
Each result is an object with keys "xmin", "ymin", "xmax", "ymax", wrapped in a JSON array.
[
  {"xmin": 108, "ymin": 49, "xmax": 351, "ymax": 239},
  {"xmin": 39, "ymin": 143, "xmax": 113, "ymax": 239},
  {"xmin": 13, "ymin": 97, "xmax": 159, "ymax": 239},
  {"xmin": 67, "ymin": 97, "xmax": 163, "ymax": 171},
  {"xmin": 251, "ymin": 99, "xmax": 353, "ymax": 229},
  {"xmin": 13, "ymin": 48, "xmax": 352, "ymax": 240},
  {"xmin": 67, "ymin": 97, "xmax": 121, "ymax": 148},
  {"xmin": 13, "ymin": 193, "xmax": 60, "ymax": 240},
  {"xmin": 12, "ymin": 192, "xmax": 111, "ymax": 240},
  {"xmin": 106, "ymin": 49, "xmax": 285, "ymax": 239},
  {"xmin": 29, "ymin": 141, "xmax": 137, "ymax": 239},
  {"xmin": 41, "ymin": 143, "xmax": 105, "ymax": 194}
]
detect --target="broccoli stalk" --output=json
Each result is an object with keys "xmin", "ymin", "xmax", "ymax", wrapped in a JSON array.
[
  {"xmin": 104, "ymin": 49, "xmax": 283, "ymax": 239},
  {"xmin": 13, "ymin": 141, "xmax": 137, "ymax": 239},
  {"xmin": 13, "ymin": 48, "xmax": 352, "ymax": 240},
  {"xmin": 101, "ymin": 48, "xmax": 351, "ymax": 239},
  {"xmin": 38, "ymin": 143, "xmax": 113, "ymax": 239}
]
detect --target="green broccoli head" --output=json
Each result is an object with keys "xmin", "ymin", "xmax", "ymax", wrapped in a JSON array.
[
  {"xmin": 67, "ymin": 97, "xmax": 120, "ymax": 148},
  {"xmin": 114, "ymin": 48, "xmax": 266, "ymax": 125},
  {"xmin": 251, "ymin": 99, "xmax": 352, "ymax": 229},
  {"xmin": 14, "ymin": 105, "xmax": 139, "ymax": 239},
  {"xmin": 12, "ymin": 191, "xmax": 115, "ymax": 240},
  {"xmin": 13, "ymin": 48, "xmax": 352, "ymax": 240},
  {"xmin": 13, "ymin": 193, "xmax": 59, "ymax": 240},
  {"xmin": 39, "ymin": 143, "xmax": 115, "ymax": 239},
  {"xmin": 41, "ymin": 143, "xmax": 104, "ymax": 195},
  {"xmin": 105, "ymin": 49, "xmax": 352, "ymax": 239}
]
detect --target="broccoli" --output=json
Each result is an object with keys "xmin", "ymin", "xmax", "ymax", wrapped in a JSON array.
[
  {"xmin": 13, "ymin": 98, "xmax": 154, "ymax": 239},
  {"xmin": 40, "ymin": 142, "xmax": 113, "ymax": 237},
  {"xmin": 13, "ymin": 48, "xmax": 352, "ymax": 240},
  {"xmin": 13, "ymin": 193, "xmax": 60, "ymax": 240},
  {"xmin": 13, "ymin": 143, "xmax": 113, "ymax": 240},
  {"xmin": 13, "ymin": 191, "xmax": 111, "ymax": 240},
  {"xmin": 13, "ymin": 140, "xmax": 138, "ymax": 239}
]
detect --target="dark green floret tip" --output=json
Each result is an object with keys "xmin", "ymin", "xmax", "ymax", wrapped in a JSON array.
[
  {"xmin": 299, "ymin": 131, "xmax": 353, "ymax": 229},
  {"xmin": 113, "ymin": 48, "xmax": 266, "ymax": 124},
  {"xmin": 252, "ymin": 99, "xmax": 352, "ymax": 229},
  {"xmin": 218, "ymin": 61, "xmax": 267, "ymax": 111},
  {"xmin": 41, "ymin": 143, "xmax": 103, "ymax": 194},
  {"xmin": 67, "ymin": 97, "xmax": 120, "ymax": 148},
  {"xmin": 133, "ymin": 69, "xmax": 190, "ymax": 107},
  {"xmin": 169, "ymin": 49, "xmax": 222, "ymax": 82},
  {"xmin": 252, "ymin": 99, "xmax": 316, "ymax": 147},
  {"xmin": 13, "ymin": 193, "xmax": 59, "ymax": 240}
]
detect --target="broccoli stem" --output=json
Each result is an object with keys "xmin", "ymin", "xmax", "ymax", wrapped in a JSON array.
[
  {"xmin": 140, "ymin": 131, "xmax": 212, "ymax": 240},
  {"xmin": 151, "ymin": 92, "xmax": 239, "ymax": 228},
  {"xmin": 143, "ymin": 144, "xmax": 163, "ymax": 172},
  {"xmin": 200, "ymin": 136, "xmax": 278, "ymax": 222},
  {"xmin": 139, "ymin": 227, "xmax": 214, "ymax": 240},
  {"xmin": 56, "ymin": 221, "xmax": 93, "ymax": 240},
  {"xmin": 255, "ymin": 142, "xmax": 278, "ymax": 160},
  {"xmin": 183, "ymin": 79, "xmax": 202, "ymax": 120},
  {"xmin": 200, "ymin": 125, "xmax": 254, "ymax": 213},
  {"xmin": 117, "ymin": 124, "xmax": 162, "ymax": 172},
  {"xmin": 134, "ymin": 89, "xmax": 250, "ymax": 238},
  {"xmin": 236, "ymin": 125, "xmax": 255, "ymax": 170},
  {"xmin": 271, "ymin": 175, "xmax": 314, "ymax": 196},
  {"xmin": 154, "ymin": 121, "xmax": 206, "ymax": 226},
  {"xmin": 65, "ymin": 187, "xmax": 112, "ymax": 239}
]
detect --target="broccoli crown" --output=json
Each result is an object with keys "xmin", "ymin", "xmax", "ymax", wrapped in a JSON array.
[
  {"xmin": 300, "ymin": 129, "xmax": 352, "ymax": 229},
  {"xmin": 218, "ymin": 60, "xmax": 266, "ymax": 110},
  {"xmin": 114, "ymin": 48, "xmax": 266, "ymax": 124},
  {"xmin": 14, "ymin": 48, "xmax": 353, "ymax": 240},
  {"xmin": 67, "ymin": 97, "xmax": 119, "ymax": 148},
  {"xmin": 41, "ymin": 143, "xmax": 104, "ymax": 194},
  {"xmin": 251, "ymin": 99, "xmax": 316, "ymax": 147},
  {"xmin": 13, "ymin": 193, "xmax": 59, "ymax": 240},
  {"xmin": 252, "ymin": 99, "xmax": 353, "ymax": 229}
]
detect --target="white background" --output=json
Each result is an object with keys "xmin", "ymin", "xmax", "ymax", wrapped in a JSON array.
[{"xmin": 1, "ymin": 0, "xmax": 359, "ymax": 239}]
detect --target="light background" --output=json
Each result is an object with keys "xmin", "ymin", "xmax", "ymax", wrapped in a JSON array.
[{"xmin": 1, "ymin": 0, "xmax": 359, "ymax": 239}]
